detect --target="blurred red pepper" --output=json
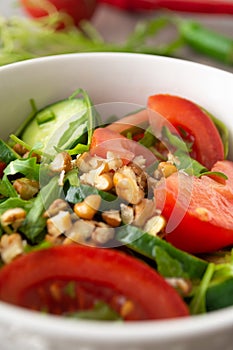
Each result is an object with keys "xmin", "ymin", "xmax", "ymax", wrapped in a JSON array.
[
  {"xmin": 20, "ymin": 0, "xmax": 97, "ymax": 27},
  {"xmin": 100, "ymin": 0, "xmax": 233, "ymax": 14}
]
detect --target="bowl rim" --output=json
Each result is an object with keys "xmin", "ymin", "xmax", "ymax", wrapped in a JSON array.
[
  {"xmin": 0, "ymin": 51, "xmax": 233, "ymax": 77},
  {"xmin": 0, "ymin": 52, "xmax": 233, "ymax": 343},
  {"xmin": 1, "ymin": 301, "xmax": 233, "ymax": 343}
]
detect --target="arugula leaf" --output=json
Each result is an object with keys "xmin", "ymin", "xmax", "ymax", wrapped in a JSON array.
[
  {"xmin": 162, "ymin": 126, "xmax": 192, "ymax": 152},
  {"xmin": 56, "ymin": 115, "xmax": 88, "ymax": 150},
  {"xmin": 66, "ymin": 144, "xmax": 89, "ymax": 156},
  {"xmin": 69, "ymin": 88, "xmax": 100, "ymax": 146},
  {"xmin": 20, "ymin": 175, "xmax": 62, "ymax": 243},
  {"xmin": 154, "ymin": 246, "xmax": 188, "ymax": 278},
  {"xmin": 64, "ymin": 168, "xmax": 80, "ymax": 187},
  {"xmin": 4, "ymin": 157, "xmax": 40, "ymax": 181},
  {"xmin": 0, "ymin": 139, "xmax": 20, "ymax": 163},
  {"xmin": 174, "ymin": 149, "xmax": 208, "ymax": 176},
  {"xmin": 203, "ymin": 251, "xmax": 233, "ymax": 311},
  {"xmin": 207, "ymin": 250, "xmax": 233, "ymax": 286},
  {"xmin": 126, "ymin": 16, "xmax": 169, "ymax": 48},
  {"xmin": 0, "ymin": 197, "xmax": 34, "ymax": 215},
  {"xmin": 63, "ymin": 281, "xmax": 76, "ymax": 299},
  {"xmin": 0, "ymin": 15, "xmax": 179, "ymax": 68},
  {"xmin": 116, "ymin": 225, "xmax": 208, "ymax": 280},
  {"xmin": 198, "ymin": 171, "xmax": 228, "ymax": 180},
  {"xmin": 55, "ymin": 88, "xmax": 100, "ymax": 153},
  {"xmin": 139, "ymin": 126, "xmax": 157, "ymax": 148},
  {"xmin": 66, "ymin": 301, "xmax": 122, "ymax": 321},
  {"xmin": 160, "ymin": 125, "xmax": 227, "ymax": 179},
  {"xmin": 174, "ymin": 150, "xmax": 228, "ymax": 179},
  {"xmin": 65, "ymin": 183, "xmax": 120, "ymax": 210},
  {"xmin": 13, "ymin": 99, "xmax": 38, "ymax": 137},
  {"xmin": 24, "ymin": 240, "xmax": 52, "ymax": 253},
  {"xmin": 9, "ymin": 134, "xmax": 44, "ymax": 157},
  {"xmin": 0, "ymin": 174, "xmax": 18, "ymax": 198},
  {"xmin": 189, "ymin": 263, "xmax": 215, "ymax": 315},
  {"xmin": 200, "ymin": 107, "xmax": 229, "ymax": 159}
]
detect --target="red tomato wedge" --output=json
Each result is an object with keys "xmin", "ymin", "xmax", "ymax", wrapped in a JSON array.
[
  {"xmin": 106, "ymin": 109, "xmax": 149, "ymax": 134},
  {"xmin": 90, "ymin": 127, "xmax": 156, "ymax": 166},
  {"xmin": 0, "ymin": 161, "xmax": 6, "ymax": 178},
  {"xmin": 0, "ymin": 245, "xmax": 189, "ymax": 320},
  {"xmin": 148, "ymin": 94, "xmax": 224, "ymax": 169},
  {"xmin": 155, "ymin": 160, "xmax": 233, "ymax": 254}
]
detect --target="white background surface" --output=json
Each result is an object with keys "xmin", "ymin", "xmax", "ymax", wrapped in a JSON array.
[{"xmin": 0, "ymin": 1, "xmax": 233, "ymax": 73}]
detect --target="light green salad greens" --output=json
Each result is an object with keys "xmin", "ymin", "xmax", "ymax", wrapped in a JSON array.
[
  {"xmin": 0, "ymin": 13, "xmax": 232, "ymax": 67},
  {"xmin": 0, "ymin": 88, "xmax": 232, "ymax": 320}
]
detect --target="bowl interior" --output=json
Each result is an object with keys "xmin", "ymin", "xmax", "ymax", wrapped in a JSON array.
[{"xmin": 1, "ymin": 53, "xmax": 233, "ymax": 157}]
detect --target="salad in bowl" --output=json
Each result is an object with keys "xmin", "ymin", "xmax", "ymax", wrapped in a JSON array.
[{"xmin": 0, "ymin": 52, "xmax": 233, "ymax": 350}]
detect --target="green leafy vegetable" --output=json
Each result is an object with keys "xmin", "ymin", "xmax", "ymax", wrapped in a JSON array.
[
  {"xmin": 189, "ymin": 263, "xmax": 215, "ymax": 315},
  {"xmin": 116, "ymin": 225, "xmax": 208, "ymax": 280},
  {"xmin": 175, "ymin": 149, "xmax": 207, "ymax": 176},
  {"xmin": 24, "ymin": 240, "xmax": 52, "ymax": 253},
  {"xmin": 63, "ymin": 281, "xmax": 76, "ymax": 299},
  {"xmin": 1, "ymin": 14, "xmax": 231, "ymax": 68},
  {"xmin": 67, "ymin": 301, "xmax": 122, "ymax": 321},
  {"xmin": 159, "ymin": 126, "xmax": 227, "ymax": 178},
  {"xmin": 154, "ymin": 246, "xmax": 188, "ymax": 278},
  {"xmin": 0, "ymin": 139, "xmax": 20, "ymax": 163},
  {"xmin": 4, "ymin": 157, "xmax": 40, "ymax": 181},
  {"xmin": 177, "ymin": 19, "xmax": 233, "ymax": 65},
  {"xmin": 174, "ymin": 150, "xmax": 228, "ymax": 179},
  {"xmin": 198, "ymin": 251, "xmax": 233, "ymax": 312},
  {"xmin": 201, "ymin": 107, "xmax": 229, "ymax": 159},
  {"xmin": 162, "ymin": 126, "xmax": 193, "ymax": 153},
  {"xmin": 0, "ymin": 15, "xmax": 176, "ymax": 67},
  {"xmin": 13, "ymin": 99, "xmax": 38, "ymax": 138},
  {"xmin": 20, "ymin": 175, "xmax": 62, "ymax": 243},
  {"xmin": 0, "ymin": 197, "xmax": 34, "ymax": 215},
  {"xmin": 64, "ymin": 183, "xmax": 120, "ymax": 210},
  {"xmin": 139, "ymin": 127, "xmax": 157, "ymax": 148},
  {"xmin": 0, "ymin": 174, "xmax": 18, "ymax": 198},
  {"xmin": 9, "ymin": 134, "xmax": 44, "ymax": 157}
]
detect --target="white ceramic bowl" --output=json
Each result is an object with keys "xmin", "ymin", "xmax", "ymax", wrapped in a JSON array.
[{"xmin": 0, "ymin": 53, "xmax": 233, "ymax": 350}]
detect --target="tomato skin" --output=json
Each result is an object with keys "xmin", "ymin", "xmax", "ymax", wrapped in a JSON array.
[
  {"xmin": 0, "ymin": 245, "xmax": 189, "ymax": 320},
  {"xmin": 90, "ymin": 127, "xmax": 135, "ymax": 164},
  {"xmin": 155, "ymin": 160, "xmax": 233, "ymax": 254},
  {"xmin": 106, "ymin": 109, "xmax": 149, "ymax": 134},
  {"xmin": 90, "ymin": 127, "xmax": 156, "ymax": 166},
  {"xmin": 20, "ymin": 0, "xmax": 97, "ymax": 27},
  {"xmin": 0, "ymin": 161, "xmax": 6, "ymax": 178},
  {"xmin": 148, "ymin": 94, "xmax": 224, "ymax": 169}
]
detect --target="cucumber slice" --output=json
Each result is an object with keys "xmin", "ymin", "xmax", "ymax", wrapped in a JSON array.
[{"xmin": 21, "ymin": 98, "xmax": 87, "ymax": 150}]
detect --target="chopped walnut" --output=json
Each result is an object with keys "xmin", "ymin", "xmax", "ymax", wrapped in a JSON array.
[
  {"xmin": 102, "ymin": 210, "xmax": 121, "ymax": 227},
  {"xmin": 47, "ymin": 211, "xmax": 72, "ymax": 237},
  {"xmin": 143, "ymin": 215, "xmax": 166, "ymax": 237},
  {"xmin": 44, "ymin": 199, "xmax": 70, "ymax": 218},
  {"xmin": 1, "ymin": 208, "xmax": 26, "ymax": 230},
  {"xmin": 50, "ymin": 152, "xmax": 72, "ymax": 173},
  {"xmin": 13, "ymin": 178, "xmax": 39, "ymax": 200},
  {"xmin": 0, "ymin": 233, "xmax": 24, "ymax": 264},
  {"xmin": 92, "ymin": 223, "xmax": 115, "ymax": 245},
  {"xmin": 65, "ymin": 219, "xmax": 96, "ymax": 243},
  {"xmin": 120, "ymin": 204, "xmax": 134, "ymax": 225},
  {"xmin": 133, "ymin": 199, "xmax": 157, "ymax": 227},
  {"xmin": 113, "ymin": 166, "xmax": 145, "ymax": 205}
]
